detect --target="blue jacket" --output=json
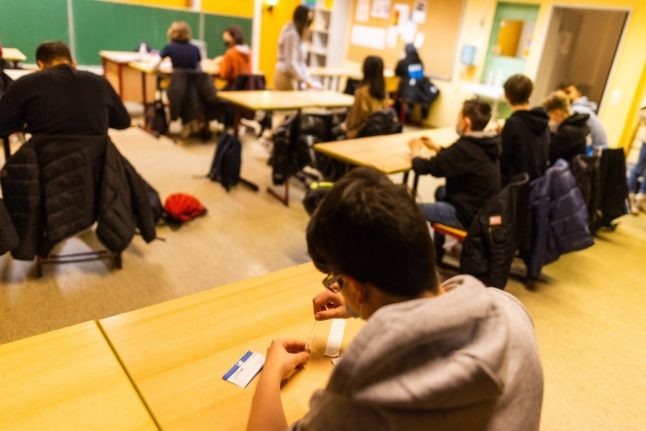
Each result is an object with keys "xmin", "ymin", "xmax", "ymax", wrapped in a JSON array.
[{"xmin": 527, "ymin": 159, "xmax": 593, "ymax": 278}]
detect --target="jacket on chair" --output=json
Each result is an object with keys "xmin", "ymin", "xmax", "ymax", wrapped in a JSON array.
[
  {"xmin": 527, "ymin": 159, "xmax": 593, "ymax": 279},
  {"xmin": 167, "ymin": 70, "xmax": 219, "ymax": 123},
  {"xmin": 0, "ymin": 135, "xmax": 157, "ymax": 260},
  {"xmin": 460, "ymin": 174, "xmax": 530, "ymax": 289}
]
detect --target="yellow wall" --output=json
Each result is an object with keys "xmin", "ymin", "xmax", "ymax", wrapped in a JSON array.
[
  {"xmin": 423, "ymin": 0, "xmax": 646, "ymax": 150},
  {"xmin": 259, "ymin": 0, "xmax": 301, "ymax": 87},
  {"xmin": 201, "ymin": 0, "xmax": 254, "ymax": 18}
]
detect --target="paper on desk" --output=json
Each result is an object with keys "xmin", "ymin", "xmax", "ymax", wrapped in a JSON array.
[
  {"xmin": 223, "ymin": 351, "xmax": 265, "ymax": 388},
  {"xmin": 324, "ymin": 319, "xmax": 346, "ymax": 358}
]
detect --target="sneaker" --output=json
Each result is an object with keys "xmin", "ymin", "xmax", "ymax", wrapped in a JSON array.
[{"xmin": 638, "ymin": 194, "xmax": 646, "ymax": 213}]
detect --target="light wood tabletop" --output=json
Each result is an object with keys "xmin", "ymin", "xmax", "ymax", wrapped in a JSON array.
[
  {"xmin": 100, "ymin": 50, "xmax": 145, "ymax": 64},
  {"xmin": 314, "ymin": 127, "xmax": 458, "ymax": 174},
  {"xmin": 216, "ymin": 90, "xmax": 354, "ymax": 112},
  {"xmin": 0, "ymin": 321, "xmax": 158, "ymax": 430},
  {"xmin": 1, "ymin": 47, "xmax": 27, "ymax": 62},
  {"xmin": 308, "ymin": 66, "xmax": 395, "ymax": 79},
  {"xmin": 99, "ymin": 263, "xmax": 364, "ymax": 431},
  {"xmin": 128, "ymin": 57, "xmax": 220, "ymax": 76}
]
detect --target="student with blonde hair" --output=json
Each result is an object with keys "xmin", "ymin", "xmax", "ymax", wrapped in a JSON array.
[{"xmin": 543, "ymin": 91, "xmax": 590, "ymax": 164}]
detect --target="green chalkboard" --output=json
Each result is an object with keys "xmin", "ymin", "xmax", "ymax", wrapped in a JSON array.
[
  {"xmin": 203, "ymin": 14, "xmax": 253, "ymax": 58},
  {"xmin": 72, "ymin": 0, "xmax": 200, "ymax": 65},
  {"xmin": 0, "ymin": 0, "xmax": 70, "ymax": 63}
]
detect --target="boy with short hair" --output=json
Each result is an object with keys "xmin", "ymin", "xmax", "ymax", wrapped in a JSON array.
[
  {"xmin": 500, "ymin": 74, "xmax": 550, "ymax": 185},
  {"xmin": 543, "ymin": 91, "xmax": 590, "ymax": 164},
  {"xmin": 246, "ymin": 168, "xmax": 544, "ymax": 431},
  {"xmin": 561, "ymin": 82, "xmax": 609, "ymax": 150}
]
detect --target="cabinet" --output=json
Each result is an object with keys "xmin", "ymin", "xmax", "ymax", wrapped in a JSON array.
[{"xmin": 305, "ymin": 0, "xmax": 349, "ymax": 68}]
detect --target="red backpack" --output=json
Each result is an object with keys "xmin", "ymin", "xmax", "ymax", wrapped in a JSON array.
[{"xmin": 163, "ymin": 193, "xmax": 207, "ymax": 223}]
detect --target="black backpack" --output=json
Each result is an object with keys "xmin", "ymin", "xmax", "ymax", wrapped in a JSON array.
[
  {"xmin": 145, "ymin": 99, "xmax": 169, "ymax": 137},
  {"xmin": 357, "ymin": 108, "xmax": 402, "ymax": 137},
  {"xmin": 208, "ymin": 133, "xmax": 241, "ymax": 191}
]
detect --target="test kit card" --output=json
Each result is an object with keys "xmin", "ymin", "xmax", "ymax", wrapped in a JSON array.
[
  {"xmin": 223, "ymin": 351, "xmax": 265, "ymax": 388},
  {"xmin": 324, "ymin": 319, "xmax": 346, "ymax": 358}
]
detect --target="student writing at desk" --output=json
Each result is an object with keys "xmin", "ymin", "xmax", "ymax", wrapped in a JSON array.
[
  {"xmin": 247, "ymin": 168, "xmax": 543, "ymax": 431},
  {"xmin": 0, "ymin": 41, "xmax": 130, "ymax": 136}
]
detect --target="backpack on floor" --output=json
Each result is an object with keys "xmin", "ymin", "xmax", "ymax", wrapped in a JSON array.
[
  {"xmin": 163, "ymin": 193, "xmax": 207, "ymax": 224},
  {"xmin": 302, "ymin": 181, "xmax": 334, "ymax": 215},
  {"xmin": 208, "ymin": 132, "xmax": 241, "ymax": 191}
]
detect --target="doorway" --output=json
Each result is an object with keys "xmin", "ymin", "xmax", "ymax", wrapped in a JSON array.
[{"xmin": 532, "ymin": 7, "xmax": 628, "ymax": 109}]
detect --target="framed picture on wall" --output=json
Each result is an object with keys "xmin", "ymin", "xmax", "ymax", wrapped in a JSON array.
[{"xmin": 371, "ymin": 0, "xmax": 391, "ymax": 19}]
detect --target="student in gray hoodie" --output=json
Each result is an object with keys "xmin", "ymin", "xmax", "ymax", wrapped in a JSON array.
[{"xmin": 247, "ymin": 168, "xmax": 544, "ymax": 431}]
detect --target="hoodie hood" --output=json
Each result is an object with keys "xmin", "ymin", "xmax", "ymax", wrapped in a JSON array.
[
  {"xmin": 328, "ymin": 275, "xmax": 510, "ymax": 410},
  {"xmin": 572, "ymin": 96, "xmax": 598, "ymax": 112},
  {"xmin": 561, "ymin": 111, "xmax": 590, "ymax": 129},
  {"xmin": 511, "ymin": 108, "xmax": 549, "ymax": 136},
  {"xmin": 233, "ymin": 44, "xmax": 251, "ymax": 57},
  {"xmin": 462, "ymin": 132, "xmax": 500, "ymax": 161}
]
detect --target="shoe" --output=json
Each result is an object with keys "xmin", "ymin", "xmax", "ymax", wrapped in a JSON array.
[
  {"xmin": 179, "ymin": 123, "xmax": 191, "ymax": 139},
  {"xmin": 637, "ymin": 193, "xmax": 646, "ymax": 213},
  {"xmin": 629, "ymin": 193, "xmax": 639, "ymax": 215}
]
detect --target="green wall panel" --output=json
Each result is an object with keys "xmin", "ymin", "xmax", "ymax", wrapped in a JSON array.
[{"xmin": 0, "ymin": 0, "xmax": 69, "ymax": 64}]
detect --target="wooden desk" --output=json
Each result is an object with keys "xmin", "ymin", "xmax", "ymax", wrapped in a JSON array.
[
  {"xmin": 314, "ymin": 127, "xmax": 457, "ymax": 193},
  {"xmin": 0, "ymin": 321, "xmax": 157, "ymax": 430},
  {"xmin": 1, "ymin": 47, "xmax": 27, "ymax": 67},
  {"xmin": 216, "ymin": 90, "xmax": 354, "ymax": 205},
  {"xmin": 3, "ymin": 68, "xmax": 35, "ymax": 81},
  {"xmin": 100, "ymin": 263, "xmax": 363, "ymax": 431},
  {"xmin": 101, "ymin": 50, "xmax": 156, "ymax": 104}
]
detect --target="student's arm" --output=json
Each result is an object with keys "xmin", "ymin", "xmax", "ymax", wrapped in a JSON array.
[
  {"xmin": 219, "ymin": 50, "xmax": 234, "ymax": 81},
  {"xmin": 344, "ymin": 91, "xmax": 366, "ymax": 137},
  {"xmin": 247, "ymin": 339, "xmax": 310, "ymax": 431},
  {"xmin": 105, "ymin": 80, "xmax": 131, "ymax": 130},
  {"xmin": 0, "ymin": 83, "xmax": 25, "ymax": 137},
  {"xmin": 499, "ymin": 123, "xmax": 515, "ymax": 184},
  {"xmin": 412, "ymin": 142, "xmax": 465, "ymax": 177}
]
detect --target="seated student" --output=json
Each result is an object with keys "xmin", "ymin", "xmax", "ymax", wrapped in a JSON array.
[
  {"xmin": 342, "ymin": 56, "xmax": 389, "ymax": 139},
  {"xmin": 216, "ymin": 25, "xmax": 252, "ymax": 89},
  {"xmin": 160, "ymin": 21, "xmax": 219, "ymax": 139},
  {"xmin": 500, "ymin": 74, "xmax": 550, "ymax": 185},
  {"xmin": 247, "ymin": 168, "xmax": 544, "ymax": 431},
  {"xmin": 560, "ymin": 82, "xmax": 608, "ymax": 151},
  {"xmin": 543, "ymin": 91, "xmax": 590, "ymax": 165},
  {"xmin": 410, "ymin": 99, "xmax": 500, "ymax": 248},
  {"xmin": 0, "ymin": 41, "xmax": 130, "ymax": 136}
]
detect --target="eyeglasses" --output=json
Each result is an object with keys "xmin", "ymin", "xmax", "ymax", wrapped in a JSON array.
[{"xmin": 322, "ymin": 273, "xmax": 345, "ymax": 293}]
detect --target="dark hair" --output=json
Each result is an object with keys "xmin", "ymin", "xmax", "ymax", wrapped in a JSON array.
[
  {"xmin": 224, "ymin": 25, "xmax": 245, "ymax": 45},
  {"xmin": 462, "ymin": 99, "xmax": 492, "ymax": 131},
  {"xmin": 504, "ymin": 74, "xmax": 533, "ymax": 105},
  {"xmin": 36, "ymin": 41, "xmax": 72, "ymax": 65},
  {"xmin": 307, "ymin": 167, "xmax": 439, "ymax": 297},
  {"xmin": 293, "ymin": 5, "xmax": 312, "ymax": 37},
  {"xmin": 361, "ymin": 56, "xmax": 386, "ymax": 100}
]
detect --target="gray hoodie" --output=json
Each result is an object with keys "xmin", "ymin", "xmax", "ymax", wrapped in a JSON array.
[
  {"xmin": 290, "ymin": 275, "xmax": 543, "ymax": 431},
  {"xmin": 572, "ymin": 96, "xmax": 608, "ymax": 149},
  {"xmin": 276, "ymin": 22, "xmax": 309, "ymax": 83}
]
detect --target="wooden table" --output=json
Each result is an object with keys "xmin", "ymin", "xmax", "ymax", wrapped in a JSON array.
[
  {"xmin": 314, "ymin": 127, "xmax": 457, "ymax": 193},
  {"xmin": 216, "ymin": 90, "xmax": 354, "ymax": 204},
  {"xmin": 1, "ymin": 47, "xmax": 27, "ymax": 67},
  {"xmin": 0, "ymin": 321, "xmax": 158, "ymax": 430},
  {"xmin": 101, "ymin": 50, "xmax": 156, "ymax": 104},
  {"xmin": 99, "ymin": 263, "xmax": 363, "ymax": 431}
]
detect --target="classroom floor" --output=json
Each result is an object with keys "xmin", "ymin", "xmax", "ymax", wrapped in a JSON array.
[{"xmin": 0, "ymin": 126, "xmax": 645, "ymax": 430}]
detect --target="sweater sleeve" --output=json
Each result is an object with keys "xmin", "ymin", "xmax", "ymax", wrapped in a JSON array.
[
  {"xmin": 0, "ymin": 81, "xmax": 25, "ymax": 137},
  {"xmin": 283, "ymin": 32, "xmax": 308, "ymax": 83},
  {"xmin": 412, "ymin": 143, "xmax": 467, "ymax": 178},
  {"xmin": 220, "ymin": 49, "xmax": 234, "ymax": 81},
  {"xmin": 105, "ymin": 80, "xmax": 131, "ymax": 130},
  {"xmin": 345, "ymin": 88, "xmax": 370, "ymax": 138}
]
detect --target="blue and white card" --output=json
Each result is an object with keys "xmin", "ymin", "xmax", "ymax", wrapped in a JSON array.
[{"xmin": 223, "ymin": 351, "xmax": 265, "ymax": 388}]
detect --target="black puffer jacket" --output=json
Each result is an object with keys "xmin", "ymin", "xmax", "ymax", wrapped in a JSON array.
[
  {"xmin": 0, "ymin": 198, "xmax": 19, "ymax": 255},
  {"xmin": 167, "ymin": 70, "xmax": 220, "ymax": 123},
  {"xmin": 460, "ymin": 174, "xmax": 530, "ymax": 289},
  {"xmin": 0, "ymin": 135, "xmax": 157, "ymax": 260}
]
